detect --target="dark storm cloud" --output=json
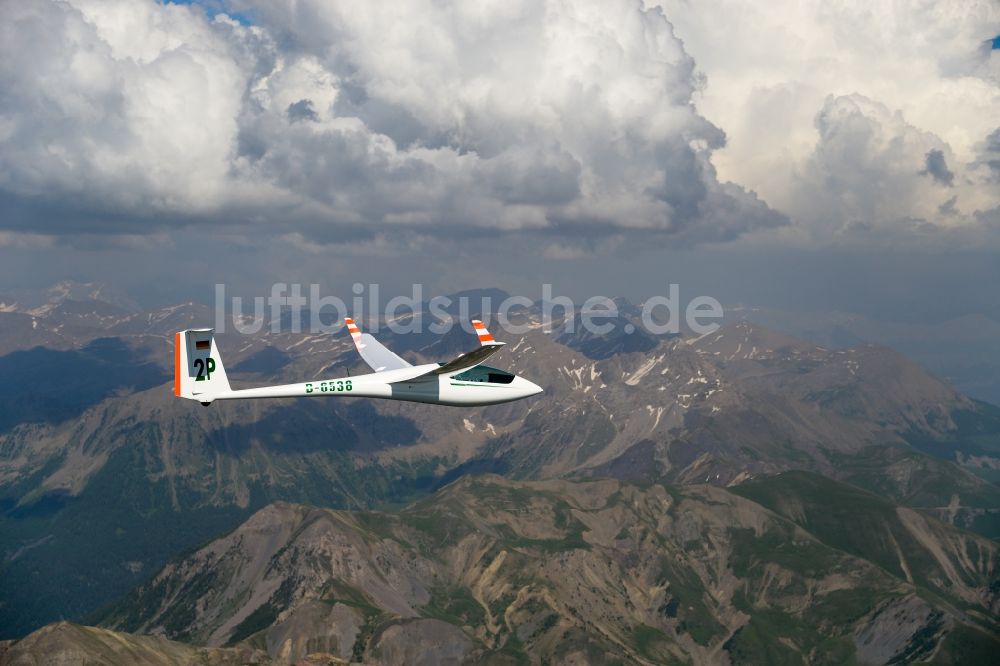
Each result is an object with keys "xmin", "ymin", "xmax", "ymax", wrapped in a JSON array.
[
  {"xmin": 2, "ymin": 0, "xmax": 998, "ymax": 276},
  {"xmin": 984, "ymin": 128, "xmax": 1000, "ymax": 179},
  {"xmin": 286, "ymin": 99, "xmax": 318, "ymax": 123},
  {"xmin": 939, "ymin": 195, "xmax": 958, "ymax": 215},
  {"xmin": 922, "ymin": 149, "xmax": 955, "ymax": 186},
  {"xmin": 0, "ymin": 0, "xmax": 787, "ymax": 251}
]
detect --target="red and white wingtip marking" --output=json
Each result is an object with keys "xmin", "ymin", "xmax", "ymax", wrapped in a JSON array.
[
  {"xmin": 472, "ymin": 319, "xmax": 502, "ymax": 346},
  {"xmin": 344, "ymin": 317, "xmax": 366, "ymax": 349}
]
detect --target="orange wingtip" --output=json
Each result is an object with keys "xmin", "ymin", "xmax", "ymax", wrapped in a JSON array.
[{"xmin": 472, "ymin": 320, "xmax": 494, "ymax": 341}]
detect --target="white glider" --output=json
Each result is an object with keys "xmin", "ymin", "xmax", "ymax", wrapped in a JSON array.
[{"xmin": 174, "ymin": 319, "xmax": 543, "ymax": 407}]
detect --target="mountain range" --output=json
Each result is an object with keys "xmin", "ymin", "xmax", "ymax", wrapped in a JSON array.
[{"xmin": 1, "ymin": 286, "xmax": 998, "ymax": 664}]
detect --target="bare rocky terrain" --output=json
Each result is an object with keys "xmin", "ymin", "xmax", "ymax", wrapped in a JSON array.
[
  {"xmin": 1, "ymin": 287, "xmax": 999, "ymax": 663},
  {"xmin": 86, "ymin": 476, "xmax": 1000, "ymax": 663}
]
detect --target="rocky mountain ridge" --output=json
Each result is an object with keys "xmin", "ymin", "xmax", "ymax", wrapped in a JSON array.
[
  {"xmin": 82, "ymin": 474, "xmax": 998, "ymax": 664},
  {"xmin": 1, "ymin": 292, "xmax": 999, "ymax": 643}
]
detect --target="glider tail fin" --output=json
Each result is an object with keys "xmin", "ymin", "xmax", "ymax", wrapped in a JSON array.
[{"xmin": 174, "ymin": 328, "xmax": 231, "ymax": 403}]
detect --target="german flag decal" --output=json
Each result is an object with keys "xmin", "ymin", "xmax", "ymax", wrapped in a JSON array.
[{"xmin": 195, "ymin": 340, "xmax": 211, "ymax": 350}]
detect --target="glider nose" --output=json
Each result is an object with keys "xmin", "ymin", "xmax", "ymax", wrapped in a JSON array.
[{"xmin": 523, "ymin": 378, "xmax": 544, "ymax": 397}]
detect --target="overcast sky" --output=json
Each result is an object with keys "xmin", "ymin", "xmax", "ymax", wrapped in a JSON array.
[{"xmin": 1, "ymin": 0, "xmax": 998, "ymax": 319}]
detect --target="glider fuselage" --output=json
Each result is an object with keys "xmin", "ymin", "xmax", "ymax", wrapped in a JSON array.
[
  {"xmin": 203, "ymin": 363, "xmax": 541, "ymax": 406},
  {"xmin": 174, "ymin": 320, "xmax": 543, "ymax": 408}
]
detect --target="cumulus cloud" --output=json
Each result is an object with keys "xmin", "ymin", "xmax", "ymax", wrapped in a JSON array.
[
  {"xmin": 0, "ymin": 0, "xmax": 784, "ymax": 247},
  {"xmin": 790, "ymin": 95, "xmax": 961, "ymax": 234},
  {"xmin": 656, "ymin": 0, "xmax": 1000, "ymax": 241},
  {"xmin": 5, "ymin": 0, "xmax": 998, "ymax": 256},
  {"xmin": 0, "ymin": 0, "xmax": 251, "ymax": 217}
]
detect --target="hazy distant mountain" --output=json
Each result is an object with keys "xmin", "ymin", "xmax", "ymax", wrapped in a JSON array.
[
  {"xmin": 1, "ymin": 293, "xmax": 999, "ymax": 648},
  {"xmin": 0, "ymin": 280, "xmax": 140, "ymax": 315},
  {"xmin": 725, "ymin": 305, "xmax": 1000, "ymax": 407}
]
